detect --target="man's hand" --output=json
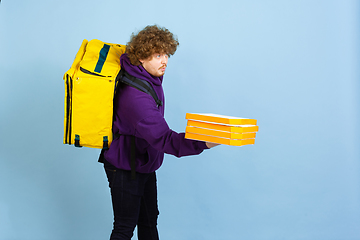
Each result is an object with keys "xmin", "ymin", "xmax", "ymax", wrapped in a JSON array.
[{"xmin": 206, "ymin": 142, "xmax": 220, "ymax": 148}]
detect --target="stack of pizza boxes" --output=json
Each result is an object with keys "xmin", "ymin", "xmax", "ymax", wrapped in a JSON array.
[{"xmin": 185, "ymin": 113, "xmax": 258, "ymax": 146}]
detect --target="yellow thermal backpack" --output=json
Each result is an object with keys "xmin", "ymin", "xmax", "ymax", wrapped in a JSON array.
[{"xmin": 63, "ymin": 39, "xmax": 162, "ymax": 150}]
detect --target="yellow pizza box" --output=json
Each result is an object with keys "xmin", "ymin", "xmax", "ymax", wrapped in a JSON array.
[
  {"xmin": 186, "ymin": 113, "xmax": 257, "ymax": 125},
  {"xmin": 186, "ymin": 126, "xmax": 256, "ymax": 139},
  {"xmin": 187, "ymin": 120, "xmax": 259, "ymax": 133},
  {"xmin": 185, "ymin": 132, "xmax": 255, "ymax": 146}
]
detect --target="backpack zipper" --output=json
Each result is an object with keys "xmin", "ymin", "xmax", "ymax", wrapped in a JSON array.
[{"xmin": 80, "ymin": 67, "xmax": 111, "ymax": 77}]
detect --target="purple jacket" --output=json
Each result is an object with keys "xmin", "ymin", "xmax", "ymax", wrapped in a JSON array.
[{"xmin": 104, "ymin": 54, "xmax": 208, "ymax": 173}]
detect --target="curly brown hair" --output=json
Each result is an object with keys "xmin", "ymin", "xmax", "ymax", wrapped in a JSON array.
[{"xmin": 126, "ymin": 25, "xmax": 179, "ymax": 66}]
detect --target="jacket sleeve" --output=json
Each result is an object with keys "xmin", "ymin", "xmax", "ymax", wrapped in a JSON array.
[
  {"xmin": 136, "ymin": 115, "xmax": 208, "ymax": 157},
  {"xmin": 119, "ymin": 86, "xmax": 208, "ymax": 157}
]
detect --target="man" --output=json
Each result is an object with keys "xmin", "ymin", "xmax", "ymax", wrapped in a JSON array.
[{"xmin": 101, "ymin": 25, "xmax": 218, "ymax": 240}]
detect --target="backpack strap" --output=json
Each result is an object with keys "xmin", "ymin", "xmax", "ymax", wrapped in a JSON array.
[{"xmin": 117, "ymin": 69, "xmax": 163, "ymax": 107}]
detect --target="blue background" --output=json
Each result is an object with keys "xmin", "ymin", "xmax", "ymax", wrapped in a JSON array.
[{"xmin": 1, "ymin": 0, "xmax": 359, "ymax": 239}]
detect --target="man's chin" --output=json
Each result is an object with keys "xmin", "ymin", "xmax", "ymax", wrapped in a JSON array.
[{"xmin": 156, "ymin": 71, "xmax": 165, "ymax": 77}]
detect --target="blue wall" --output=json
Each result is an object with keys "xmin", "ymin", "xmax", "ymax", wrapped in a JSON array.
[{"xmin": 0, "ymin": 0, "xmax": 359, "ymax": 239}]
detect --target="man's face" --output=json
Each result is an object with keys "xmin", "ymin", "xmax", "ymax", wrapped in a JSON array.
[{"xmin": 140, "ymin": 53, "xmax": 168, "ymax": 77}]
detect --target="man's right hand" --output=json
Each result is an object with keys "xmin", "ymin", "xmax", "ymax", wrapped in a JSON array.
[{"xmin": 206, "ymin": 142, "xmax": 220, "ymax": 148}]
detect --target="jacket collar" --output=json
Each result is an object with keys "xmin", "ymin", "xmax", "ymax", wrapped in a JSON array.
[{"xmin": 120, "ymin": 54, "xmax": 163, "ymax": 86}]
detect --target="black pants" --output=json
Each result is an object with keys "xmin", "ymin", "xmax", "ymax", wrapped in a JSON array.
[{"xmin": 104, "ymin": 161, "xmax": 159, "ymax": 240}]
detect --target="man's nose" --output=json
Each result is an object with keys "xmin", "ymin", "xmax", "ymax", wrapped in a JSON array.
[{"xmin": 161, "ymin": 56, "xmax": 168, "ymax": 64}]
